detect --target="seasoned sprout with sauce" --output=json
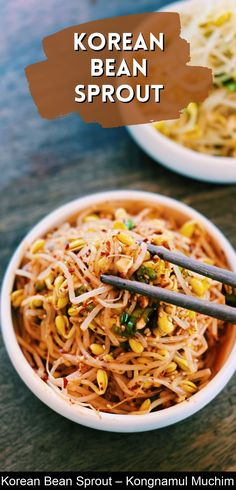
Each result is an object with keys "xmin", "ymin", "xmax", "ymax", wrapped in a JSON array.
[{"xmin": 11, "ymin": 203, "xmax": 229, "ymax": 414}]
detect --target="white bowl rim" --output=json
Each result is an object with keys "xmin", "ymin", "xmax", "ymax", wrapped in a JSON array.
[
  {"xmin": 127, "ymin": 0, "xmax": 236, "ymax": 183},
  {"xmin": 129, "ymin": 123, "xmax": 236, "ymax": 168},
  {"xmin": 1, "ymin": 189, "xmax": 236, "ymax": 432}
]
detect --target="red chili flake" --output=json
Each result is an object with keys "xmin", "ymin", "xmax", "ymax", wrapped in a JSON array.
[
  {"xmin": 42, "ymin": 374, "xmax": 48, "ymax": 382},
  {"xmin": 79, "ymin": 363, "xmax": 88, "ymax": 374},
  {"xmin": 65, "ymin": 243, "xmax": 69, "ymax": 250},
  {"xmin": 106, "ymin": 241, "xmax": 111, "ymax": 253},
  {"xmin": 63, "ymin": 378, "xmax": 68, "ymax": 388},
  {"xmin": 69, "ymin": 268, "xmax": 75, "ymax": 273}
]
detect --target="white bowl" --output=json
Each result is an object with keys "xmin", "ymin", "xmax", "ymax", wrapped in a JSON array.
[
  {"xmin": 1, "ymin": 190, "xmax": 236, "ymax": 432},
  {"xmin": 127, "ymin": 0, "xmax": 236, "ymax": 184}
]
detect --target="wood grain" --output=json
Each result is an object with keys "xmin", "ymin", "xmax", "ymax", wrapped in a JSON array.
[{"xmin": 0, "ymin": 0, "xmax": 236, "ymax": 472}]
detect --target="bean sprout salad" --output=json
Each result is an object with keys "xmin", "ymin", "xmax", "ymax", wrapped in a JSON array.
[{"xmin": 11, "ymin": 202, "xmax": 230, "ymax": 414}]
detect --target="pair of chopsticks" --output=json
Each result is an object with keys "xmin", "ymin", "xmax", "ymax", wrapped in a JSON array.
[{"xmin": 101, "ymin": 243, "xmax": 236, "ymax": 323}]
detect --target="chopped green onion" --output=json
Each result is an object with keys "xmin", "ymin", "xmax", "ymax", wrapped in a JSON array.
[
  {"xmin": 125, "ymin": 218, "xmax": 134, "ymax": 230},
  {"xmin": 222, "ymin": 78, "xmax": 236, "ymax": 92},
  {"xmin": 120, "ymin": 312, "xmax": 129, "ymax": 325},
  {"xmin": 118, "ymin": 306, "xmax": 157, "ymax": 337},
  {"xmin": 136, "ymin": 265, "xmax": 157, "ymax": 282},
  {"xmin": 124, "ymin": 321, "xmax": 136, "ymax": 337},
  {"xmin": 127, "ymin": 319, "xmax": 135, "ymax": 328}
]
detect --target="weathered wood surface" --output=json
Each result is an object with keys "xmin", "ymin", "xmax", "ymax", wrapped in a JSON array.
[{"xmin": 0, "ymin": 0, "xmax": 235, "ymax": 472}]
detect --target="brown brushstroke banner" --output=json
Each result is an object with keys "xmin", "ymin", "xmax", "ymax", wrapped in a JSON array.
[{"xmin": 25, "ymin": 13, "xmax": 212, "ymax": 128}]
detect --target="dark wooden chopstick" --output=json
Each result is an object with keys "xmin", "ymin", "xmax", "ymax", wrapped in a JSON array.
[
  {"xmin": 101, "ymin": 275, "xmax": 236, "ymax": 323},
  {"xmin": 145, "ymin": 244, "xmax": 236, "ymax": 288}
]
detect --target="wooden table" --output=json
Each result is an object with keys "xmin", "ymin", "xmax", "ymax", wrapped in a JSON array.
[{"xmin": 0, "ymin": 0, "xmax": 235, "ymax": 472}]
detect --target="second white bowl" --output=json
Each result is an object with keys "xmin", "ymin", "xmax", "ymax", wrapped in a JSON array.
[
  {"xmin": 127, "ymin": 0, "xmax": 236, "ymax": 184},
  {"xmin": 128, "ymin": 124, "xmax": 236, "ymax": 183}
]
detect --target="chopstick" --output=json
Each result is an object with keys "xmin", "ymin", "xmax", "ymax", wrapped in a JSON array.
[
  {"xmin": 101, "ymin": 275, "xmax": 236, "ymax": 323},
  {"xmin": 145, "ymin": 243, "xmax": 236, "ymax": 288},
  {"xmin": 100, "ymin": 242, "xmax": 236, "ymax": 323}
]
